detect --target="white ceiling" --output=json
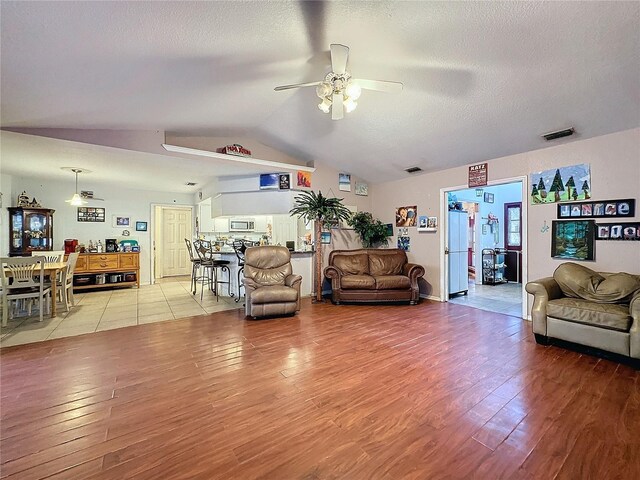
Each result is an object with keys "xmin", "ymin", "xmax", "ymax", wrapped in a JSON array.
[{"xmin": 1, "ymin": 1, "xmax": 639, "ymax": 184}]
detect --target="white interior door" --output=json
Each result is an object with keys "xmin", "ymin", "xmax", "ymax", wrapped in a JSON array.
[{"xmin": 161, "ymin": 208, "xmax": 191, "ymax": 277}]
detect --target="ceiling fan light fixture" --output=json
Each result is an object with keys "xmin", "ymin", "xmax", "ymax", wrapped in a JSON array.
[
  {"xmin": 318, "ymin": 98, "xmax": 332, "ymax": 113},
  {"xmin": 343, "ymin": 97, "xmax": 357, "ymax": 113},
  {"xmin": 316, "ymin": 82, "xmax": 332, "ymax": 99},
  {"xmin": 345, "ymin": 82, "xmax": 361, "ymax": 100},
  {"xmin": 62, "ymin": 167, "xmax": 90, "ymax": 206},
  {"xmin": 67, "ymin": 193, "xmax": 85, "ymax": 206}
]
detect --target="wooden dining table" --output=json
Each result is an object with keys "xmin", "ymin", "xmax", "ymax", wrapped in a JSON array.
[{"xmin": 3, "ymin": 261, "xmax": 67, "ymax": 317}]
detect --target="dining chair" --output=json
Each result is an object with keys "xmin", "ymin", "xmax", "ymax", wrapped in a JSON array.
[
  {"xmin": 1, "ymin": 256, "xmax": 52, "ymax": 326},
  {"xmin": 39, "ymin": 250, "xmax": 65, "ymax": 263},
  {"xmin": 192, "ymin": 239, "xmax": 231, "ymax": 301},
  {"xmin": 59, "ymin": 252, "xmax": 79, "ymax": 312}
]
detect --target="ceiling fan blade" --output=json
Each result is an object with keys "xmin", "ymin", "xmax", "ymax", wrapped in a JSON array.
[
  {"xmin": 331, "ymin": 93, "xmax": 344, "ymax": 120},
  {"xmin": 274, "ymin": 81, "xmax": 322, "ymax": 91},
  {"xmin": 353, "ymin": 78, "xmax": 404, "ymax": 93},
  {"xmin": 330, "ymin": 44, "xmax": 349, "ymax": 75}
]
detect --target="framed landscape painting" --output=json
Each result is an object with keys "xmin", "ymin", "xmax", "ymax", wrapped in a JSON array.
[{"xmin": 551, "ymin": 220, "xmax": 595, "ymax": 261}]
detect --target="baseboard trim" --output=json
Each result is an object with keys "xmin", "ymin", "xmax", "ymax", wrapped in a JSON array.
[{"xmin": 420, "ymin": 294, "xmax": 441, "ymax": 302}]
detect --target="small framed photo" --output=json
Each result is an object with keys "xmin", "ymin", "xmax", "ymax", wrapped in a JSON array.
[
  {"xmin": 136, "ymin": 221, "xmax": 148, "ymax": 232},
  {"xmin": 593, "ymin": 203, "xmax": 605, "ymax": 216},
  {"xmin": 581, "ymin": 204, "xmax": 592, "ymax": 216},
  {"xmin": 320, "ymin": 231, "xmax": 331, "ymax": 244},
  {"xmin": 278, "ymin": 173, "xmax": 290, "ymax": 190},
  {"xmin": 570, "ymin": 205, "xmax": 581, "ymax": 217},
  {"xmin": 559, "ymin": 205, "xmax": 571, "ymax": 218},
  {"xmin": 475, "ymin": 188, "xmax": 483, "ymax": 197},
  {"xmin": 384, "ymin": 223, "xmax": 394, "ymax": 237},
  {"xmin": 113, "ymin": 215, "xmax": 131, "ymax": 227},
  {"xmin": 417, "ymin": 215, "xmax": 429, "ymax": 231},
  {"xmin": 484, "ymin": 192, "xmax": 494, "ymax": 203},
  {"xmin": 597, "ymin": 225, "xmax": 610, "ymax": 239},
  {"xmin": 605, "ymin": 203, "xmax": 617, "ymax": 215}
]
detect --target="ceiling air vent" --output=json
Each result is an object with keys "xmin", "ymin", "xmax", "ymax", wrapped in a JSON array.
[
  {"xmin": 185, "ymin": 182, "xmax": 197, "ymax": 186},
  {"xmin": 404, "ymin": 166, "xmax": 423, "ymax": 174},
  {"xmin": 541, "ymin": 127, "xmax": 575, "ymax": 141}
]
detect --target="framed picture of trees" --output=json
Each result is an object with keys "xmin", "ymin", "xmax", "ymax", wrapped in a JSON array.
[
  {"xmin": 551, "ymin": 220, "xmax": 595, "ymax": 261},
  {"xmin": 530, "ymin": 163, "xmax": 591, "ymax": 205}
]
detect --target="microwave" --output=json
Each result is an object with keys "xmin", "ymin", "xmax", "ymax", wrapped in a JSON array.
[{"xmin": 229, "ymin": 218, "xmax": 255, "ymax": 231}]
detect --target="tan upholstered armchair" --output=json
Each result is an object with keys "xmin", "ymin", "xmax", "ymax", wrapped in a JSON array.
[{"xmin": 243, "ymin": 246, "xmax": 302, "ymax": 319}]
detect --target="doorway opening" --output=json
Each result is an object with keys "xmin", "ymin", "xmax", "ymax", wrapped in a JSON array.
[
  {"xmin": 152, "ymin": 205, "xmax": 193, "ymax": 281},
  {"xmin": 441, "ymin": 178, "xmax": 526, "ymax": 318}
]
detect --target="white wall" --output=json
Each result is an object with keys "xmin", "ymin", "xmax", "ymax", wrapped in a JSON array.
[
  {"xmin": 8, "ymin": 176, "xmax": 194, "ymax": 284},
  {"xmin": 371, "ymin": 128, "xmax": 640, "ymax": 302},
  {"xmin": 0, "ymin": 173, "xmax": 12, "ymax": 256}
]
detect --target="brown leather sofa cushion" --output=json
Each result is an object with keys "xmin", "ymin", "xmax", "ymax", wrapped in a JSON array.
[
  {"xmin": 547, "ymin": 297, "xmax": 632, "ymax": 332},
  {"xmin": 369, "ymin": 251, "xmax": 406, "ymax": 276},
  {"xmin": 554, "ymin": 262, "xmax": 640, "ymax": 304},
  {"xmin": 341, "ymin": 275, "xmax": 376, "ymax": 290},
  {"xmin": 250, "ymin": 285, "xmax": 299, "ymax": 304},
  {"xmin": 375, "ymin": 275, "xmax": 411, "ymax": 290},
  {"xmin": 333, "ymin": 253, "xmax": 370, "ymax": 275}
]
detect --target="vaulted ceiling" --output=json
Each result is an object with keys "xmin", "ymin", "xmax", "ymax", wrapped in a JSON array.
[{"xmin": 1, "ymin": 1, "xmax": 639, "ymax": 184}]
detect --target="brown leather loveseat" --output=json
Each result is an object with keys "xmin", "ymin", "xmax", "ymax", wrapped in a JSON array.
[{"xmin": 324, "ymin": 249, "xmax": 425, "ymax": 305}]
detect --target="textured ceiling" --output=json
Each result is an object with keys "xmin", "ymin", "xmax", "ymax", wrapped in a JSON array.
[{"xmin": 1, "ymin": 1, "xmax": 639, "ymax": 183}]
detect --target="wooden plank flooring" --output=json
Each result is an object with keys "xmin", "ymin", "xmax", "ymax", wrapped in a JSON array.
[{"xmin": 0, "ymin": 299, "xmax": 638, "ymax": 479}]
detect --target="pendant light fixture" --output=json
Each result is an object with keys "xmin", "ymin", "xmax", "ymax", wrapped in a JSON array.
[{"xmin": 62, "ymin": 167, "xmax": 90, "ymax": 206}]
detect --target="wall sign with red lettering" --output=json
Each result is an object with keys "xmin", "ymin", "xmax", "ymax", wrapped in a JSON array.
[
  {"xmin": 220, "ymin": 144, "xmax": 252, "ymax": 157},
  {"xmin": 468, "ymin": 163, "xmax": 488, "ymax": 187}
]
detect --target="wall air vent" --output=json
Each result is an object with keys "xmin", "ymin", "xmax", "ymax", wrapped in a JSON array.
[
  {"xmin": 404, "ymin": 166, "xmax": 423, "ymax": 174},
  {"xmin": 541, "ymin": 127, "xmax": 575, "ymax": 141},
  {"xmin": 186, "ymin": 182, "xmax": 197, "ymax": 186}
]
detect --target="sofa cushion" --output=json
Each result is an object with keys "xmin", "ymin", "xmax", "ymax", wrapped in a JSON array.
[
  {"xmin": 250, "ymin": 285, "xmax": 299, "ymax": 304},
  {"xmin": 341, "ymin": 275, "xmax": 376, "ymax": 290},
  {"xmin": 547, "ymin": 297, "xmax": 632, "ymax": 332},
  {"xmin": 333, "ymin": 253, "xmax": 370, "ymax": 275},
  {"xmin": 554, "ymin": 263, "xmax": 640, "ymax": 304},
  {"xmin": 374, "ymin": 275, "xmax": 411, "ymax": 290},
  {"xmin": 369, "ymin": 251, "xmax": 406, "ymax": 276}
]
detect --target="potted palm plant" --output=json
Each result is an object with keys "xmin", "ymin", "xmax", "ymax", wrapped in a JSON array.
[{"xmin": 290, "ymin": 190, "xmax": 352, "ymax": 302}]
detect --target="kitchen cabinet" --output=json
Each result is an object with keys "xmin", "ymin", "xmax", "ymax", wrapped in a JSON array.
[
  {"xmin": 211, "ymin": 190, "xmax": 295, "ymax": 216},
  {"xmin": 214, "ymin": 218, "xmax": 229, "ymax": 233},
  {"xmin": 254, "ymin": 216, "xmax": 269, "ymax": 233},
  {"xmin": 198, "ymin": 199, "xmax": 215, "ymax": 232},
  {"xmin": 8, "ymin": 207, "xmax": 55, "ymax": 256}
]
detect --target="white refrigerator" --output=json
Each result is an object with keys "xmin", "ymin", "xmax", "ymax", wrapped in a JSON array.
[{"xmin": 448, "ymin": 210, "xmax": 469, "ymax": 296}]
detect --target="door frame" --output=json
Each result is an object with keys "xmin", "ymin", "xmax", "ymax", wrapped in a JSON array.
[
  {"xmin": 150, "ymin": 203, "xmax": 195, "ymax": 284},
  {"xmin": 439, "ymin": 176, "xmax": 528, "ymax": 319}
]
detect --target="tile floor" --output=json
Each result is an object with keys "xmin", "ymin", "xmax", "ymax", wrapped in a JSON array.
[
  {"xmin": 0, "ymin": 276, "xmax": 242, "ymax": 348},
  {"xmin": 448, "ymin": 280, "xmax": 523, "ymax": 317}
]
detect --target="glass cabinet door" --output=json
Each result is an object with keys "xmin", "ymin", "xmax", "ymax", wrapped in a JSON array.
[
  {"xmin": 25, "ymin": 212, "xmax": 49, "ymax": 250},
  {"xmin": 11, "ymin": 212, "xmax": 23, "ymax": 250}
]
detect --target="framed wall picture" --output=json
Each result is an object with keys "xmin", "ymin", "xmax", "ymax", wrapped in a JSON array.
[
  {"xmin": 556, "ymin": 199, "xmax": 635, "ymax": 219},
  {"xmin": 595, "ymin": 222, "xmax": 640, "ymax": 240},
  {"xmin": 259, "ymin": 173, "xmax": 279, "ymax": 190},
  {"xmin": 136, "ymin": 221, "xmax": 148, "ymax": 232},
  {"xmin": 320, "ymin": 231, "xmax": 331, "ymax": 244},
  {"xmin": 530, "ymin": 163, "xmax": 591, "ymax": 205},
  {"xmin": 77, "ymin": 207, "xmax": 105, "ymax": 222},
  {"xmin": 278, "ymin": 173, "xmax": 290, "ymax": 190},
  {"xmin": 484, "ymin": 192, "xmax": 494, "ymax": 203},
  {"xmin": 551, "ymin": 220, "xmax": 595, "ymax": 261},
  {"xmin": 112, "ymin": 215, "xmax": 131, "ymax": 227},
  {"xmin": 395, "ymin": 206, "xmax": 417, "ymax": 227}
]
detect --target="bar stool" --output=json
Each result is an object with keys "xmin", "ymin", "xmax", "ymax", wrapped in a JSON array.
[
  {"xmin": 192, "ymin": 239, "xmax": 232, "ymax": 301},
  {"xmin": 184, "ymin": 238, "xmax": 201, "ymax": 295},
  {"xmin": 232, "ymin": 240, "xmax": 247, "ymax": 303}
]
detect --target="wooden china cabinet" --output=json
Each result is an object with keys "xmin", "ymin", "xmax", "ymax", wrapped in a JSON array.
[{"xmin": 8, "ymin": 207, "xmax": 55, "ymax": 256}]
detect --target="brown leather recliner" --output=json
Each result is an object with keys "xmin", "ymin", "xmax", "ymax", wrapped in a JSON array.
[{"xmin": 243, "ymin": 246, "xmax": 302, "ymax": 319}]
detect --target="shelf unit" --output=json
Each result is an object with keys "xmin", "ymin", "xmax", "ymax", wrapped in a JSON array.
[
  {"xmin": 482, "ymin": 248, "xmax": 508, "ymax": 285},
  {"xmin": 71, "ymin": 252, "xmax": 140, "ymax": 290},
  {"xmin": 8, "ymin": 207, "xmax": 55, "ymax": 256}
]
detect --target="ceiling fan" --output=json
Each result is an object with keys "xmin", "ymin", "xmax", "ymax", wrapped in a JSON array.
[{"xmin": 274, "ymin": 44, "xmax": 403, "ymax": 120}]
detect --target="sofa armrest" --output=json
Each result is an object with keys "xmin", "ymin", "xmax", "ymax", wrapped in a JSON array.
[
  {"xmin": 525, "ymin": 277, "xmax": 562, "ymax": 336},
  {"xmin": 324, "ymin": 266, "xmax": 342, "ymax": 289},
  {"xmin": 630, "ymin": 292, "xmax": 640, "ymax": 359},
  {"xmin": 403, "ymin": 263, "xmax": 425, "ymax": 282}
]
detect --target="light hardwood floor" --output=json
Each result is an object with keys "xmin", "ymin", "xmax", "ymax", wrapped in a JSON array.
[{"xmin": 0, "ymin": 299, "xmax": 638, "ymax": 479}]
